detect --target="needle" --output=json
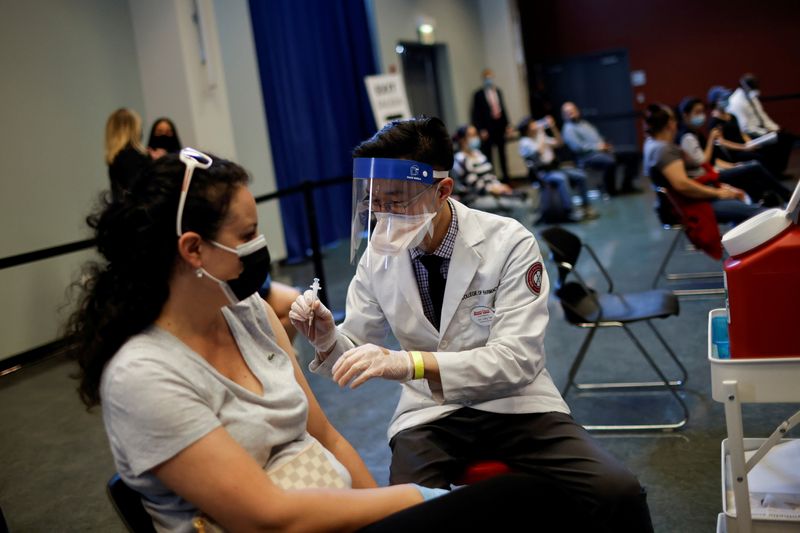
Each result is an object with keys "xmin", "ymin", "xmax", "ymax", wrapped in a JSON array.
[{"xmin": 309, "ymin": 278, "xmax": 320, "ymax": 328}]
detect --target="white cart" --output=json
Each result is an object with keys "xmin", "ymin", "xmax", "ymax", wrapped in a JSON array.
[{"xmin": 709, "ymin": 309, "xmax": 800, "ymax": 533}]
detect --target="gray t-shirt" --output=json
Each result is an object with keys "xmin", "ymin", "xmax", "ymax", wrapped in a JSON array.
[
  {"xmin": 643, "ymin": 137, "xmax": 685, "ymax": 188},
  {"xmin": 100, "ymin": 294, "xmax": 350, "ymax": 532}
]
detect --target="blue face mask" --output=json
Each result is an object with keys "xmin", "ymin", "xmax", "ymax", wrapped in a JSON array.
[
  {"xmin": 689, "ymin": 114, "xmax": 706, "ymax": 128},
  {"xmin": 467, "ymin": 137, "xmax": 481, "ymax": 150},
  {"xmin": 483, "ymin": 77, "xmax": 493, "ymax": 88}
]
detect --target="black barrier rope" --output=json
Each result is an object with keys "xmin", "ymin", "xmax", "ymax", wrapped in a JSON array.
[{"xmin": 0, "ymin": 175, "xmax": 352, "ymax": 373}]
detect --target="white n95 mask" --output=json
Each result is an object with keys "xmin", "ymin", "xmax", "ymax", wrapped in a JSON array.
[{"xmin": 370, "ymin": 212, "xmax": 436, "ymax": 256}]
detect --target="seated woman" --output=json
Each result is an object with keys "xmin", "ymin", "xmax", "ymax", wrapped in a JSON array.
[
  {"xmin": 644, "ymin": 103, "xmax": 764, "ymax": 226},
  {"xmin": 517, "ymin": 116, "xmax": 598, "ymax": 221},
  {"xmin": 68, "ymin": 149, "xmax": 566, "ymax": 532},
  {"xmin": 677, "ymin": 97, "xmax": 790, "ymax": 207},
  {"xmin": 452, "ymin": 125, "xmax": 514, "ymax": 196}
]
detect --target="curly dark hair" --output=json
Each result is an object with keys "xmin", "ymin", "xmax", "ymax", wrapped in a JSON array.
[{"xmin": 66, "ymin": 153, "xmax": 249, "ymax": 407}]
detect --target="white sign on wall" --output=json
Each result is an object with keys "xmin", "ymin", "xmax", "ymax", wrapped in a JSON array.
[{"xmin": 364, "ymin": 73, "xmax": 412, "ymax": 129}]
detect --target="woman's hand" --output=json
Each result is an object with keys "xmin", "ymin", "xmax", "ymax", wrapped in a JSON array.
[{"xmin": 717, "ymin": 184, "xmax": 746, "ymax": 201}]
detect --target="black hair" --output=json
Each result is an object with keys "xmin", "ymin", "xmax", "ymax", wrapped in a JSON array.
[
  {"xmin": 643, "ymin": 103, "xmax": 674, "ymax": 135},
  {"xmin": 352, "ymin": 116, "xmax": 454, "ymax": 170},
  {"xmin": 147, "ymin": 117, "xmax": 182, "ymax": 151},
  {"xmin": 452, "ymin": 124, "xmax": 470, "ymax": 144},
  {"xmin": 678, "ymin": 96, "xmax": 704, "ymax": 118},
  {"xmin": 740, "ymin": 73, "xmax": 759, "ymax": 91},
  {"xmin": 517, "ymin": 116, "xmax": 533, "ymax": 138},
  {"xmin": 66, "ymin": 153, "xmax": 249, "ymax": 407}
]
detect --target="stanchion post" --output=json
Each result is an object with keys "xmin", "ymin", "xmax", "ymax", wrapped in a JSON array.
[{"xmin": 301, "ymin": 180, "xmax": 329, "ymax": 307}]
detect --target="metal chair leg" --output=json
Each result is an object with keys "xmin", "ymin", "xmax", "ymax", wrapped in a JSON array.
[
  {"xmin": 652, "ymin": 228, "xmax": 723, "ymax": 294},
  {"xmin": 646, "ymin": 320, "xmax": 688, "ymax": 386},
  {"xmin": 652, "ymin": 227, "xmax": 683, "ymax": 289},
  {"xmin": 562, "ymin": 325, "xmax": 598, "ymax": 397}
]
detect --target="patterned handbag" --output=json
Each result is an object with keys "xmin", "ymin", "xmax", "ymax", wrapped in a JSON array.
[{"xmin": 193, "ymin": 439, "xmax": 347, "ymax": 532}]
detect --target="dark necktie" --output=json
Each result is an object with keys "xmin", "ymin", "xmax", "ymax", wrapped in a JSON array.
[{"xmin": 419, "ymin": 254, "xmax": 446, "ymax": 330}]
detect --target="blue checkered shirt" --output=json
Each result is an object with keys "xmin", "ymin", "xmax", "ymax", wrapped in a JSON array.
[{"xmin": 409, "ymin": 200, "xmax": 458, "ymax": 327}]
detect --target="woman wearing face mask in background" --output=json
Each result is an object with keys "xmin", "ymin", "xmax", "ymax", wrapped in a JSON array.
[
  {"xmin": 147, "ymin": 117, "xmax": 182, "ymax": 160},
  {"xmin": 451, "ymin": 124, "xmax": 514, "ymax": 198},
  {"xmin": 677, "ymin": 97, "xmax": 789, "ymax": 207}
]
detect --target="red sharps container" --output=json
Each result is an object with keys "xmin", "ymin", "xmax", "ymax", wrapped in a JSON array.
[{"xmin": 721, "ymin": 182, "xmax": 800, "ymax": 359}]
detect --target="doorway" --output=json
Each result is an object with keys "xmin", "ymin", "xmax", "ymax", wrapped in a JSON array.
[{"xmin": 396, "ymin": 42, "xmax": 456, "ymax": 128}]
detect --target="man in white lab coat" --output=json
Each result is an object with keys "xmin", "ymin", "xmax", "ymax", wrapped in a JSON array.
[{"xmin": 290, "ymin": 117, "xmax": 653, "ymax": 532}]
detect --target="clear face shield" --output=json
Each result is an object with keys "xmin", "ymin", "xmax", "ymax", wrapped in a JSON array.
[{"xmin": 350, "ymin": 158, "xmax": 449, "ymax": 264}]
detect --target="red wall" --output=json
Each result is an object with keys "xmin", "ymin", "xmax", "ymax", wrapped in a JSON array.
[{"xmin": 518, "ymin": 0, "xmax": 800, "ymax": 134}]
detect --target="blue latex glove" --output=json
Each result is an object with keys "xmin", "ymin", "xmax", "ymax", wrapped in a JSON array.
[{"xmin": 412, "ymin": 484, "xmax": 449, "ymax": 502}]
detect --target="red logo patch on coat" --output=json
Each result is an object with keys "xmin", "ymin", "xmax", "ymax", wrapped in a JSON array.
[{"xmin": 526, "ymin": 262, "xmax": 543, "ymax": 295}]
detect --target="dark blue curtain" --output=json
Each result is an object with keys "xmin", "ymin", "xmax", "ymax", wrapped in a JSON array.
[{"xmin": 249, "ymin": 0, "xmax": 378, "ymax": 261}]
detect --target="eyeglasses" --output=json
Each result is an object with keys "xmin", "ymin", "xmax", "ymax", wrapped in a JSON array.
[
  {"xmin": 361, "ymin": 184, "xmax": 435, "ymax": 214},
  {"xmin": 176, "ymin": 147, "xmax": 213, "ymax": 236}
]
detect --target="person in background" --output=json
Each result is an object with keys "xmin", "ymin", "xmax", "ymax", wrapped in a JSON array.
[
  {"xmin": 707, "ymin": 86, "xmax": 762, "ymax": 165},
  {"xmin": 471, "ymin": 68, "xmax": 512, "ymax": 180},
  {"xmin": 452, "ymin": 125, "xmax": 514, "ymax": 197},
  {"xmin": 727, "ymin": 73, "xmax": 796, "ymax": 177},
  {"xmin": 147, "ymin": 117, "xmax": 182, "ymax": 159},
  {"xmin": 561, "ymin": 101, "xmax": 640, "ymax": 196},
  {"xmin": 68, "ymin": 146, "xmax": 585, "ymax": 533},
  {"xmin": 644, "ymin": 103, "xmax": 763, "ymax": 224},
  {"xmin": 518, "ymin": 115, "xmax": 598, "ymax": 220},
  {"xmin": 677, "ymin": 96, "xmax": 789, "ymax": 206},
  {"xmin": 105, "ymin": 108, "xmax": 150, "ymax": 201},
  {"xmin": 290, "ymin": 116, "xmax": 653, "ymax": 532}
]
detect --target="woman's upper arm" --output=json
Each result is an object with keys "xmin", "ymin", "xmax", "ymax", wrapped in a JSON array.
[
  {"xmin": 662, "ymin": 159, "xmax": 691, "ymax": 191},
  {"xmin": 152, "ymin": 426, "xmax": 290, "ymax": 531}
]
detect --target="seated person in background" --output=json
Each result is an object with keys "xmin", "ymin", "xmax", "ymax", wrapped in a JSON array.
[
  {"xmin": 677, "ymin": 96, "xmax": 789, "ymax": 207},
  {"xmin": 258, "ymin": 275, "xmax": 301, "ymax": 342},
  {"xmin": 69, "ymin": 148, "xmax": 587, "ymax": 532},
  {"xmin": 707, "ymin": 86, "xmax": 763, "ymax": 164},
  {"xmin": 727, "ymin": 73, "xmax": 796, "ymax": 177},
  {"xmin": 644, "ymin": 103, "xmax": 764, "ymax": 225},
  {"xmin": 518, "ymin": 115, "xmax": 598, "ymax": 220},
  {"xmin": 452, "ymin": 124, "xmax": 514, "ymax": 197},
  {"xmin": 147, "ymin": 117, "xmax": 182, "ymax": 159},
  {"xmin": 105, "ymin": 108, "xmax": 152, "ymax": 202},
  {"xmin": 561, "ymin": 101, "xmax": 640, "ymax": 195}
]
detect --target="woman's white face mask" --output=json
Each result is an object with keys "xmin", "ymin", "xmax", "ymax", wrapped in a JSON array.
[{"xmin": 370, "ymin": 211, "xmax": 437, "ymax": 256}]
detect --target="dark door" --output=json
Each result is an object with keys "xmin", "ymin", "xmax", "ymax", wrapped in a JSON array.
[
  {"xmin": 542, "ymin": 49, "xmax": 637, "ymax": 151},
  {"xmin": 397, "ymin": 42, "xmax": 455, "ymax": 125}
]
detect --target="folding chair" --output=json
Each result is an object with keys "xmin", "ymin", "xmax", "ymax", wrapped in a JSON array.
[
  {"xmin": 651, "ymin": 187, "xmax": 724, "ymax": 296},
  {"xmin": 539, "ymin": 226, "xmax": 689, "ymax": 431},
  {"xmin": 107, "ymin": 473, "xmax": 156, "ymax": 533}
]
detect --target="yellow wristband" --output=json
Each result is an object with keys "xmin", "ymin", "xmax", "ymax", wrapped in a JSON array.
[{"xmin": 410, "ymin": 351, "xmax": 425, "ymax": 380}]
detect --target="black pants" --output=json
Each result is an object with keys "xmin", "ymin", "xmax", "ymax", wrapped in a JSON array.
[
  {"xmin": 754, "ymin": 130, "xmax": 795, "ymax": 175},
  {"xmin": 580, "ymin": 151, "xmax": 640, "ymax": 194},
  {"xmin": 388, "ymin": 409, "xmax": 654, "ymax": 533},
  {"xmin": 481, "ymin": 133, "xmax": 508, "ymax": 181},
  {"xmin": 719, "ymin": 160, "xmax": 792, "ymax": 205},
  {"xmin": 358, "ymin": 473, "xmax": 594, "ymax": 531}
]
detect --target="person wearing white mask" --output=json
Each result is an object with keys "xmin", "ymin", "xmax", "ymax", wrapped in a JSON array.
[
  {"xmin": 727, "ymin": 73, "xmax": 796, "ymax": 177},
  {"xmin": 290, "ymin": 116, "xmax": 654, "ymax": 532}
]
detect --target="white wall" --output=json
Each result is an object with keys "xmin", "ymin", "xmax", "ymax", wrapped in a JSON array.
[
  {"xmin": 0, "ymin": 0, "xmax": 145, "ymax": 360},
  {"xmin": 0, "ymin": 0, "xmax": 286, "ymax": 361},
  {"xmin": 370, "ymin": 0, "xmax": 486, "ymax": 128},
  {"xmin": 368, "ymin": 0, "xmax": 528, "ymax": 176}
]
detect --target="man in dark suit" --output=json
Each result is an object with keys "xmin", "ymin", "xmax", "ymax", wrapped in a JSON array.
[{"xmin": 471, "ymin": 68, "xmax": 511, "ymax": 180}]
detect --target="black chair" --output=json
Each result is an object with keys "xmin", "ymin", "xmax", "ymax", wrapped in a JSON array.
[
  {"xmin": 539, "ymin": 226, "xmax": 689, "ymax": 431},
  {"xmin": 651, "ymin": 187, "xmax": 724, "ymax": 296},
  {"xmin": 107, "ymin": 473, "xmax": 156, "ymax": 533}
]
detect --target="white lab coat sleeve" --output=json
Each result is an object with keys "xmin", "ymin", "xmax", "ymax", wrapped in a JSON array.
[
  {"xmin": 433, "ymin": 230, "xmax": 550, "ymax": 403},
  {"xmin": 308, "ymin": 256, "xmax": 389, "ymax": 378}
]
